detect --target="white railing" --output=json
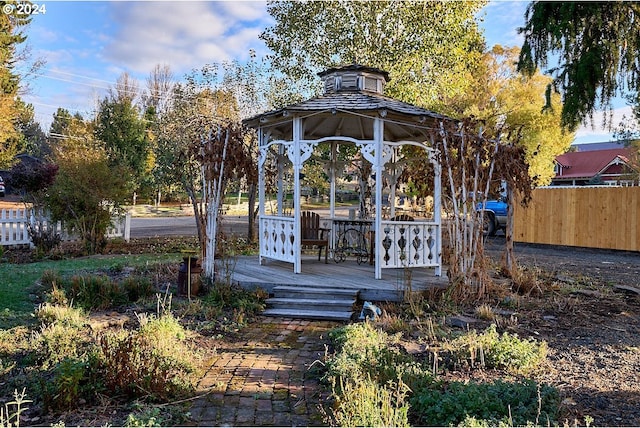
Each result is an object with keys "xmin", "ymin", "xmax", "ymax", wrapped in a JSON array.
[
  {"xmin": 259, "ymin": 215, "xmax": 296, "ymax": 263},
  {"xmin": 0, "ymin": 208, "xmax": 131, "ymax": 247},
  {"xmin": 378, "ymin": 220, "xmax": 440, "ymax": 269}
]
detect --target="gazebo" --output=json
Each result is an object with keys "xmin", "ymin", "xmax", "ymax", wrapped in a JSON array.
[{"xmin": 244, "ymin": 65, "xmax": 449, "ymax": 280}]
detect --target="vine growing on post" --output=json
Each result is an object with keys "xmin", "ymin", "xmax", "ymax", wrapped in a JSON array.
[
  {"xmin": 189, "ymin": 121, "xmax": 251, "ymax": 281},
  {"xmin": 433, "ymin": 118, "xmax": 531, "ymax": 301}
]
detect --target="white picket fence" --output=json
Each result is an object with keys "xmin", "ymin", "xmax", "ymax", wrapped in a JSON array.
[{"xmin": 0, "ymin": 208, "xmax": 131, "ymax": 247}]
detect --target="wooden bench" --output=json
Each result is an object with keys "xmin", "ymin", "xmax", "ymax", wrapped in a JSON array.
[
  {"xmin": 391, "ymin": 214, "xmax": 414, "ymax": 221},
  {"xmin": 301, "ymin": 211, "xmax": 329, "ymax": 263}
]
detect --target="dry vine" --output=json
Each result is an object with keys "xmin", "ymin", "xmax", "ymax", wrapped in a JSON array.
[{"xmin": 426, "ymin": 118, "xmax": 532, "ymax": 301}]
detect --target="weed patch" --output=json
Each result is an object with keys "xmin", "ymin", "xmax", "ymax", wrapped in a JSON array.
[
  {"xmin": 328, "ymin": 376, "xmax": 410, "ymax": 428},
  {"xmin": 444, "ymin": 324, "xmax": 547, "ymax": 375}
]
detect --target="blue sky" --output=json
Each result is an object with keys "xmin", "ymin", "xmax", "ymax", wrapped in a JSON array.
[{"xmin": 18, "ymin": 1, "xmax": 629, "ymax": 143}]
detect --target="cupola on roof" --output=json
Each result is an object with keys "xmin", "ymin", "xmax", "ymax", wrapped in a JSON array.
[
  {"xmin": 318, "ymin": 64, "xmax": 390, "ymax": 95},
  {"xmin": 243, "ymin": 64, "xmax": 450, "ymax": 143}
]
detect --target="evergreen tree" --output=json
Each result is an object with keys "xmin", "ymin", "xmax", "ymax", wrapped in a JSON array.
[
  {"xmin": 518, "ymin": 1, "xmax": 640, "ymax": 130},
  {"xmin": 0, "ymin": 0, "xmax": 32, "ymax": 167}
]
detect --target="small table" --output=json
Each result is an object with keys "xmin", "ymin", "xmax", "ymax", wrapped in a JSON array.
[{"xmin": 331, "ymin": 219, "xmax": 373, "ymax": 264}]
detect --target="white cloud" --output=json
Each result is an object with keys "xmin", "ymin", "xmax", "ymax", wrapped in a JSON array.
[
  {"xmin": 480, "ymin": 1, "xmax": 527, "ymax": 49},
  {"xmin": 574, "ymin": 106, "xmax": 634, "ymax": 142},
  {"xmin": 104, "ymin": 1, "xmax": 271, "ymax": 74},
  {"xmin": 219, "ymin": 1, "xmax": 271, "ymax": 23},
  {"xmin": 31, "ymin": 48, "xmax": 74, "ymax": 66}
]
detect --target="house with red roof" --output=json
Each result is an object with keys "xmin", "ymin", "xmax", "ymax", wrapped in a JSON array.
[{"xmin": 551, "ymin": 147, "xmax": 639, "ymax": 186}]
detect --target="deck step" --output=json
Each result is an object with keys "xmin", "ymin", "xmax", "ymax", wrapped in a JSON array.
[
  {"xmin": 267, "ymin": 297, "xmax": 356, "ymax": 313},
  {"xmin": 263, "ymin": 308, "xmax": 354, "ymax": 321},
  {"xmin": 263, "ymin": 286, "xmax": 359, "ymax": 321},
  {"xmin": 272, "ymin": 285, "xmax": 358, "ymax": 300}
]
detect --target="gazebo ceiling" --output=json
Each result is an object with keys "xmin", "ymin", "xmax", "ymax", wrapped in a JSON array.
[{"xmin": 243, "ymin": 64, "xmax": 451, "ymax": 143}]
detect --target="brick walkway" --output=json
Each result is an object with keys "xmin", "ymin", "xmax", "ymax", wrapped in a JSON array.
[{"xmin": 189, "ymin": 317, "xmax": 341, "ymax": 426}]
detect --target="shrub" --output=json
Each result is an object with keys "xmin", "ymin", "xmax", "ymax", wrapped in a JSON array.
[
  {"xmin": 0, "ymin": 325, "xmax": 30, "ymax": 355},
  {"xmin": 27, "ymin": 221, "xmax": 62, "ymax": 255},
  {"xmin": 200, "ymin": 283, "xmax": 266, "ymax": 324},
  {"xmin": 124, "ymin": 404, "xmax": 191, "ymax": 427},
  {"xmin": 44, "ymin": 357, "xmax": 89, "ymax": 411},
  {"xmin": 329, "ymin": 376, "xmax": 410, "ymax": 428},
  {"xmin": 324, "ymin": 322, "xmax": 434, "ymax": 426},
  {"xmin": 410, "ymin": 379, "xmax": 559, "ymax": 427},
  {"xmin": 67, "ymin": 274, "xmax": 128, "ymax": 310},
  {"xmin": 41, "ymin": 271, "xmax": 156, "ymax": 312},
  {"xmin": 327, "ymin": 323, "xmax": 434, "ymax": 391},
  {"xmin": 326, "ymin": 323, "xmax": 398, "ymax": 383},
  {"xmin": 122, "ymin": 276, "xmax": 155, "ymax": 302},
  {"xmin": 446, "ymin": 324, "xmax": 547, "ymax": 375},
  {"xmin": 35, "ymin": 303, "xmax": 86, "ymax": 328},
  {"xmin": 32, "ymin": 322, "xmax": 89, "ymax": 369},
  {"xmin": 96, "ymin": 314, "xmax": 196, "ymax": 401},
  {"xmin": 137, "ymin": 312, "xmax": 186, "ymax": 352},
  {"xmin": 125, "ymin": 406, "xmax": 164, "ymax": 427}
]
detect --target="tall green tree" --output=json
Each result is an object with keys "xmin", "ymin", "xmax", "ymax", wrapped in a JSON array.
[
  {"xmin": 518, "ymin": 1, "xmax": 640, "ymax": 130},
  {"xmin": 48, "ymin": 109, "xmax": 90, "ymax": 157},
  {"xmin": 261, "ymin": 0, "xmax": 486, "ymax": 110},
  {"xmin": 95, "ymin": 72, "xmax": 149, "ymax": 202},
  {"xmin": 14, "ymin": 98, "xmax": 47, "ymax": 157},
  {"xmin": 49, "ymin": 107, "xmax": 85, "ymax": 139},
  {"xmin": 0, "ymin": 0, "xmax": 32, "ymax": 167},
  {"xmin": 49, "ymin": 108, "xmax": 74, "ymax": 136},
  {"xmin": 47, "ymin": 119, "xmax": 128, "ymax": 254}
]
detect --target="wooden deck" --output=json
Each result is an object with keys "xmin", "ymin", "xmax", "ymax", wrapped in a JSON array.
[{"xmin": 226, "ymin": 254, "xmax": 449, "ymax": 302}]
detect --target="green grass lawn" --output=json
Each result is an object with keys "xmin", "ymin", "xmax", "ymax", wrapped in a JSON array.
[{"xmin": 0, "ymin": 254, "xmax": 180, "ymax": 316}]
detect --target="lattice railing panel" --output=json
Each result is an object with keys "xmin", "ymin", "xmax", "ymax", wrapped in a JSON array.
[
  {"xmin": 260, "ymin": 215, "xmax": 296, "ymax": 263},
  {"xmin": 378, "ymin": 221, "xmax": 439, "ymax": 269}
]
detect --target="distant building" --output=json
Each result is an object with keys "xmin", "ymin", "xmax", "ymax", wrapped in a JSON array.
[
  {"xmin": 571, "ymin": 141, "xmax": 626, "ymax": 152},
  {"xmin": 552, "ymin": 146, "xmax": 638, "ymax": 186}
]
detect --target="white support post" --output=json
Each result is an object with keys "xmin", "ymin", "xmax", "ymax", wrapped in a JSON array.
[
  {"xmin": 390, "ymin": 147, "xmax": 397, "ymax": 219},
  {"xmin": 330, "ymin": 141, "xmax": 337, "ymax": 220},
  {"xmin": 374, "ymin": 118, "xmax": 384, "ymax": 280},
  {"xmin": 432, "ymin": 151, "xmax": 443, "ymax": 276},
  {"xmin": 277, "ymin": 144, "xmax": 284, "ymax": 216},
  {"xmin": 258, "ymin": 127, "xmax": 266, "ymax": 265},
  {"xmin": 293, "ymin": 117, "xmax": 302, "ymax": 274}
]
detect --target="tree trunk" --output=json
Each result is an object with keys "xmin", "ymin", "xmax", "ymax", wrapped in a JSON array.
[
  {"xmin": 247, "ymin": 182, "xmax": 257, "ymax": 242},
  {"xmin": 202, "ymin": 127, "xmax": 231, "ymax": 280},
  {"xmin": 503, "ymin": 187, "xmax": 516, "ymax": 275},
  {"xmin": 185, "ymin": 182, "xmax": 206, "ymax": 254}
]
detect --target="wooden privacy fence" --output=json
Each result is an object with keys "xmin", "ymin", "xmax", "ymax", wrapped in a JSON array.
[
  {"xmin": 513, "ymin": 186, "xmax": 640, "ymax": 252},
  {"xmin": 0, "ymin": 208, "xmax": 131, "ymax": 247}
]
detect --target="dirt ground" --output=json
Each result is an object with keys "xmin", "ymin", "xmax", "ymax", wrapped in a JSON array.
[{"xmin": 484, "ymin": 236, "xmax": 640, "ymax": 426}]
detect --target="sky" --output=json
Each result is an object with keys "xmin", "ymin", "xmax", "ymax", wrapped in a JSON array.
[{"xmin": 16, "ymin": 0, "xmax": 632, "ymax": 144}]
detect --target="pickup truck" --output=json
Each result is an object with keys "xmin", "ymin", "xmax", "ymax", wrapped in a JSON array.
[{"xmin": 476, "ymin": 198, "xmax": 508, "ymax": 236}]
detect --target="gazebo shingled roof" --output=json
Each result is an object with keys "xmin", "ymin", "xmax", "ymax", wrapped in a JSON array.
[{"xmin": 245, "ymin": 92, "xmax": 448, "ymax": 125}]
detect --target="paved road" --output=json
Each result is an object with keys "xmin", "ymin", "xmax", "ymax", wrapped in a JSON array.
[{"xmin": 130, "ymin": 215, "xmax": 249, "ymax": 238}]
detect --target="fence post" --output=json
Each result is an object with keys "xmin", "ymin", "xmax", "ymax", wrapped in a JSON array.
[{"xmin": 124, "ymin": 211, "xmax": 131, "ymax": 242}]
